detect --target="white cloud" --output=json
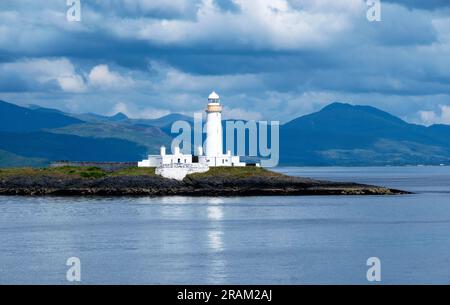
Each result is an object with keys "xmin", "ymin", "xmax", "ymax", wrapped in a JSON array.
[
  {"xmin": 419, "ymin": 105, "xmax": 450, "ymax": 125},
  {"xmin": 149, "ymin": 61, "xmax": 263, "ymax": 94},
  {"xmin": 110, "ymin": 101, "xmax": 170, "ymax": 119},
  {"xmin": 108, "ymin": 0, "xmax": 363, "ymax": 50},
  {"xmin": 0, "ymin": 58, "xmax": 86, "ymax": 93},
  {"xmin": 88, "ymin": 64, "xmax": 135, "ymax": 90},
  {"xmin": 432, "ymin": 16, "xmax": 450, "ymax": 43},
  {"xmin": 222, "ymin": 107, "xmax": 263, "ymax": 121},
  {"xmin": 57, "ymin": 75, "xmax": 86, "ymax": 93},
  {"xmin": 0, "ymin": 0, "xmax": 448, "ymax": 123}
]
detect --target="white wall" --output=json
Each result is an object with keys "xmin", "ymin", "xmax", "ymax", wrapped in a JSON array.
[
  {"xmin": 161, "ymin": 154, "xmax": 193, "ymax": 165},
  {"xmin": 138, "ymin": 155, "xmax": 162, "ymax": 167},
  {"xmin": 205, "ymin": 111, "xmax": 223, "ymax": 157}
]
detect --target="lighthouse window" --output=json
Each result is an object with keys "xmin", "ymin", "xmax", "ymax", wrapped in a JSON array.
[
  {"xmin": 177, "ymin": 158, "xmax": 181, "ymax": 163},
  {"xmin": 222, "ymin": 159, "xmax": 225, "ymax": 164}
]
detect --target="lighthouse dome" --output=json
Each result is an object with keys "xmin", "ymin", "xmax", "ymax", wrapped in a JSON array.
[{"xmin": 208, "ymin": 91, "xmax": 220, "ymax": 103}]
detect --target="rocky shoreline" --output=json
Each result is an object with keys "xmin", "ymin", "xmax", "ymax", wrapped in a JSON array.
[{"xmin": 0, "ymin": 167, "xmax": 409, "ymax": 196}]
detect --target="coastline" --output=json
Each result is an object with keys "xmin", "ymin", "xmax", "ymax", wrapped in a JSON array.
[{"xmin": 0, "ymin": 166, "xmax": 409, "ymax": 197}]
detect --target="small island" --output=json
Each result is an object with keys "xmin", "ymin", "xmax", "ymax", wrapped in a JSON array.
[{"xmin": 0, "ymin": 166, "xmax": 408, "ymax": 196}]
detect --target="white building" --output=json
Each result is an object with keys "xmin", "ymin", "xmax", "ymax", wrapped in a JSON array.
[
  {"xmin": 138, "ymin": 146, "xmax": 192, "ymax": 167},
  {"xmin": 138, "ymin": 91, "xmax": 255, "ymax": 179}
]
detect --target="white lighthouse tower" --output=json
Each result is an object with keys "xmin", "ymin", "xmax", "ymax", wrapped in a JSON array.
[{"xmin": 205, "ymin": 91, "xmax": 223, "ymax": 158}]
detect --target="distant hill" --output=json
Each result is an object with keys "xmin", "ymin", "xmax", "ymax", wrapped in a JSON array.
[
  {"xmin": 0, "ymin": 100, "xmax": 82, "ymax": 132},
  {"xmin": 1, "ymin": 99, "xmax": 450, "ymax": 167},
  {"xmin": 280, "ymin": 102, "xmax": 450, "ymax": 165},
  {"xmin": 109, "ymin": 112, "xmax": 129, "ymax": 122},
  {"xmin": 48, "ymin": 121, "xmax": 172, "ymax": 152},
  {"xmin": 426, "ymin": 124, "xmax": 450, "ymax": 146},
  {"xmin": 134, "ymin": 113, "xmax": 193, "ymax": 128},
  {"xmin": 71, "ymin": 112, "xmax": 130, "ymax": 123},
  {"xmin": 0, "ymin": 131, "xmax": 147, "ymax": 163},
  {"xmin": 0, "ymin": 100, "xmax": 172, "ymax": 165},
  {"xmin": 0, "ymin": 149, "xmax": 48, "ymax": 168}
]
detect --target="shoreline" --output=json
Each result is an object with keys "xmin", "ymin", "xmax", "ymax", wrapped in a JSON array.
[{"xmin": 0, "ymin": 166, "xmax": 410, "ymax": 197}]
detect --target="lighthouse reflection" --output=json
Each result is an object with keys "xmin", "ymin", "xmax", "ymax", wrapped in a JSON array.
[
  {"xmin": 207, "ymin": 200, "xmax": 224, "ymax": 221},
  {"xmin": 206, "ymin": 198, "xmax": 227, "ymax": 283},
  {"xmin": 207, "ymin": 230, "xmax": 224, "ymax": 252},
  {"xmin": 206, "ymin": 198, "xmax": 224, "ymax": 251}
]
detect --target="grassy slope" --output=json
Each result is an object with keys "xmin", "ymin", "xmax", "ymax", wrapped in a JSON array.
[
  {"xmin": 0, "ymin": 166, "xmax": 156, "ymax": 179},
  {"xmin": 0, "ymin": 150, "xmax": 48, "ymax": 168},
  {"xmin": 48, "ymin": 122, "xmax": 172, "ymax": 153},
  {"xmin": 0, "ymin": 166, "xmax": 278, "ymax": 179},
  {"xmin": 188, "ymin": 166, "xmax": 283, "ymax": 178}
]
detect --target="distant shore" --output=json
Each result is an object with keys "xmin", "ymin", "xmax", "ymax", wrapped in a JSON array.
[{"xmin": 0, "ymin": 166, "xmax": 409, "ymax": 196}]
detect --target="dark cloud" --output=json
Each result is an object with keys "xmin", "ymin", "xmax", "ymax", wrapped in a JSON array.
[
  {"xmin": 0, "ymin": 74, "xmax": 33, "ymax": 92},
  {"xmin": 385, "ymin": 0, "xmax": 450, "ymax": 10},
  {"xmin": 84, "ymin": 0, "xmax": 202, "ymax": 20},
  {"xmin": 214, "ymin": 0, "xmax": 241, "ymax": 12},
  {"xmin": 0, "ymin": 0, "xmax": 449, "ymax": 124}
]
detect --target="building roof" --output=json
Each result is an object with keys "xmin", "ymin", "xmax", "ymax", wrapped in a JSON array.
[{"xmin": 208, "ymin": 91, "xmax": 220, "ymax": 100}]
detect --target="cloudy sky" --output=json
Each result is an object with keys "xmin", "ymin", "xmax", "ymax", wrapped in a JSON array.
[{"xmin": 0, "ymin": 0, "xmax": 450, "ymax": 124}]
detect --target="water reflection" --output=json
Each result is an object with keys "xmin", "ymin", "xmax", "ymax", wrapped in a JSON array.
[
  {"xmin": 206, "ymin": 199, "xmax": 225, "ymax": 252},
  {"xmin": 205, "ymin": 199, "xmax": 226, "ymax": 283},
  {"xmin": 207, "ymin": 206, "xmax": 224, "ymax": 221},
  {"xmin": 207, "ymin": 230, "xmax": 224, "ymax": 252}
]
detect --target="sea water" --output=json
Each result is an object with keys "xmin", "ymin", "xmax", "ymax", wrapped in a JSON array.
[{"xmin": 0, "ymin": 166, "xmax": 449, "ymax": 284}]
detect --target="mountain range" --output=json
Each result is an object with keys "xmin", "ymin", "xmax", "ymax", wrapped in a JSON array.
[
  {"xmin": 281, "ymin": 103, "xmax": 450, "ymax": 166},
  {"xmin": 0, "ymin": 99, "xmax": 449, "ymax": 167}
]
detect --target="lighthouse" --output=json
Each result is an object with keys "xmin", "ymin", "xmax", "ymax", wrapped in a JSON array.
[
  {"xmin": 138, "ymin": 91, "xmax": 253, "ymax": 179},
  {"xmin": 205, "ymin": 91, "xmax": 223, "ymax": 157}
]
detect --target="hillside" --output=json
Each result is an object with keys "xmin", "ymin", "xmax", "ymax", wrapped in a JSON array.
[
  {"xmin": 280, "ymin": 103, "xmax": 450, "ymax": 166},
  {"xmin": 0, "ymin": 100, "xmax": 450, "ymax": 166},
  {"xmin": 0, "ymin": 101, "xmax": 169, "ymax": 165},
  {"xmin": 48, "ymin": 121, "xmax": 172, "ymax": 152},
  {"xmin": 0, "ymin": 131, "xmax": 147, "ymax": 162},
  {"xmin": 0, "ymin": 149, "xmax": 48, "ymax": 168},
  {"xmin": 0, "ymin": 100, "xmax": 82, "ymax": 132}
]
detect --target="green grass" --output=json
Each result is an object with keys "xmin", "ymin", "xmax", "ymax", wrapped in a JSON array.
[
  {"xmin": 0, "ymin": 166, "xmax": 157, "ymax": 179},
  {"xmin": 48, "ymin": 166, "xmax": 107, "ymax": 178},
  {"xmin": 188, "ymin": 166, "xmax": 281, "ymax": 179},
  {"xmin": 0, "ymin": 167, "xmax": 50, "ymax": 177},
  {"xmin": 111, "ymin": 167, "xmax": 156, "ymax": 176},
  {"xmin": 0, "ymin": 166, "xmax": 277, "ymax": 180},
  {"xmin": 0, "ymin": 166, "xmax": 107, "ymax": 179}
]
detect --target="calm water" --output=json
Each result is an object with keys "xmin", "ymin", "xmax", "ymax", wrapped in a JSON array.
[{"xmin": 1, "ymin": 166, "xmax": 450, "ymax": 284}]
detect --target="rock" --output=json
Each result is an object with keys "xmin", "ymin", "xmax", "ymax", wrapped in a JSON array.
[{"xmin": 0, "ymin": 172, "xmax": 409, "ymax": 196}]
